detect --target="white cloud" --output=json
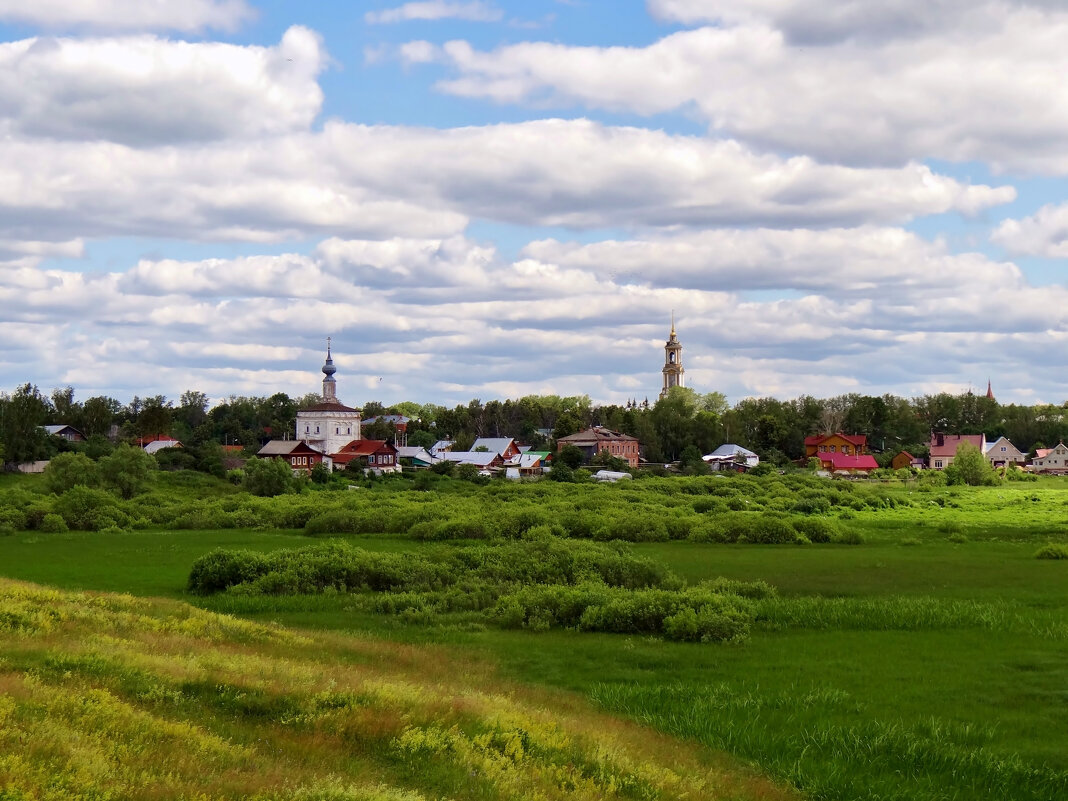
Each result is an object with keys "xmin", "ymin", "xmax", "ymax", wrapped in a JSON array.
[
  {"xmin": 366, "ymin": 2, "xmax": 503, "ymax": 24},
  {"xmin": 522, "ymin": 227, "xmax": 1022, "ymax": 296},
  {"xmin": 422, "ymin": 11, "xmax": 1068, "ymax": 171},
  {"xmin": 0, "ymin": 0, "xmax": 255, "ymax": 33},
  {"xmin": 991, "ymin": 203, "xmax": 1068, "ymax": 258},
  {"xmin": 646, "ymin": 0, "xmax": 1064, "ymax": 43},
  {"xmin": 0, "ymin": 132, "xmax": 470, "ymax": 244},
  {"xmin": 0, "ymin": 119, "xmax": 1009, "ymax": 249},
  {"xmin": 0, "ymin": 26, "xmax": 325, "ymax": 145},
  {"xmin": 322, "ymin": 119, "xmax": 1013, "ymax": 229},
  {"xmin": 3, "ymin": 232, "xmax": 1067, "ymax": 405}
]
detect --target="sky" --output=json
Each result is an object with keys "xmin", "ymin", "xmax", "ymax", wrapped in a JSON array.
[{"xmin": 2, "ymin": 0, "xmax": 1068, "ymax": 409}]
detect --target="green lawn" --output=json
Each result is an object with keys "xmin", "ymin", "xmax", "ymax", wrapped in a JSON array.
[{"xmin": 2, "ymin": 479, "xmax": 1067, "ymax": 801}]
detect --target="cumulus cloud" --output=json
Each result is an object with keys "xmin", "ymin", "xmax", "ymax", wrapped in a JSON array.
[
  {"xmin": 0, "ymin": 27, "xmax": 325, "ymax": 145},
  {"xmin": 366, "ymin": 2, "xmax": 503, "ymax": 24},
  {"xmin": 420, "ymin": 11, "xmax": 1068, "ymax": 171},
  {"xmin": 0, "ymin": 0, "xmax": 255, "ymax": 33},
  {"xmin": 0, "ymin": 119, "xmax": 1010, "ymax": 249},
  {"xmin": 522, "ymin": 227, "xmax": 1023, "ymax": 296},
  {"xmin": 3, "ymin": 231, "xmax": 1067, "ymax": 404},
  {"xmin": 323, "ymin": 119, "xmax": 1013, "ymax": 229},
  {"xmin": 646, "ymin": 0, "xmax": 1065, "ymax": 43},
  {"xmin": 0, "ymin": 132, "xmax": 471, "ymax": 244},
  {"xmin": 991, "ymin": 203, "xmax": 1068, "ymax": 257}
]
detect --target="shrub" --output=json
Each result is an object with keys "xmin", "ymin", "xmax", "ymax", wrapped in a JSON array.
[
  {"xmin": 743, "ymin": 515, "xmax": 798, "ymax": 544},
  {"xmin": 187, "ymin": 549, "xmax": 271, "ymax": 593},
  {"xmin": 791, "ymin": 516, "xmax": 839, "ymax": 543},
  {"xmin": 791, "ymin": 493, "xmax": 832, "ymax": 515},
  {"xmin": 834, "ymin": 529, "xmax": 865, "ymax": 545},
  {"xmin": 99, "ymin": 443, "xmax": 156, "ymax": 499},
  {"xmin": 1035, "ymin": 544, "xmax": 1068, "ymax": 560},
  {"xmin": 38, "ymin": 513, "xmax": 69, "ymax": 533},
  {"xmin": 52, "ymin": 485, "xmax": 121, "ymax": 531},
  {"xmin": 242, "ymin": 457, "xmax": 294, "ymax": 497},
  {"xmin": 593, "ymin": 514, "xmax": 669, "ymax": 542},
  {"xmin": 546, "ymin": 463, "xmax": 575, "ymax": 483},
  {"xmin": 455, "ymin": 463, "xmax": 481, "ymax": 482},
  {"xmin": 44, "ymin": 452, "xmax": 100, "ymax": 494},
  {"xmin": 662, "ymin": 607, "xmax": 699, "ymax": 641}
]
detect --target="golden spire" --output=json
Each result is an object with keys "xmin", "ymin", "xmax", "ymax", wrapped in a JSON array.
[{"xmin": 670, "ymin": 310, "xmax": 675, "ymax": 337}]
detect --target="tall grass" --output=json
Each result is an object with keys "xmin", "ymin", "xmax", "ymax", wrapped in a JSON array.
[
  {"xmin": 591, "ymin": 682, "xmax": 1068, "ymax": 801},
  {"xmin": 0, "ymin": 578, "xmax": 794, "ymax": 801}
]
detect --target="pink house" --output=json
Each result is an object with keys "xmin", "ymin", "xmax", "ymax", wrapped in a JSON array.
[{"xmin": 928, "ymin": 433, "xmax": 987, "ymax": 470}]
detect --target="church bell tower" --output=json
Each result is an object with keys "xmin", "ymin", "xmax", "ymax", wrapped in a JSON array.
[{"xmin": 661, "ymin": 314, "xmax": 684, "ymax": 399}]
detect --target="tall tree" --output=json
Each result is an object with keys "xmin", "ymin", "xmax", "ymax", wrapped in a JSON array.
[{"xmin": 0, "ymin": 384, "xmax": 52, "ymax": 464}]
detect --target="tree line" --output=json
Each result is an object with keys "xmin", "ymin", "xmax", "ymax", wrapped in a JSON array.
[{"xmin": 2, "ymin": 382, "xmax": 1066, "ymax": 469}]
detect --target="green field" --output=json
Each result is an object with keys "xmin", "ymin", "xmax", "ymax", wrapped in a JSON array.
[{"xmin": 1, "ymin": 472, "xmax": 1067, "ymax": 800}]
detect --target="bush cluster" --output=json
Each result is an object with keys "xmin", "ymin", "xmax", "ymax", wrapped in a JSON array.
[
  {"xmin": 493, "ymin": 582, "xmax": 763, "ymax": 642},
  {"xmin": 188, "ymin": 539, "xmax": 678, "ymax": 597}
]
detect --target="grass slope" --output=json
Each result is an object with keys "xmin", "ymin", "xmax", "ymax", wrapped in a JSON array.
[
  {"xmin": 3, "ymin": 474, "xmax": 1068, "ymax": 800},
  {"xmin": 0, "ymin": 578, "xmax": 793, "ymax": 801}
]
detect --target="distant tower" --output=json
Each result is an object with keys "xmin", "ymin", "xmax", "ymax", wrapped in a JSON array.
[
  {"xmin": 660, "ymin": 313, "xmax": 684, "ymax": 399},
  {"xmin": 986, "ymin": 379, "xmax": 995, "ymax": 401},
  {"xmin": 322, "ymin": 337, "xmax": 337, "ymax": 402}
]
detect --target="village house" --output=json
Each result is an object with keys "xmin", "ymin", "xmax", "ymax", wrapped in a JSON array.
[
  {"xmin": 890, "ymin": 451, "xmax": 925, "ymax": 471},
  {"xmin": 43, "ymin": 424, "xmax": 86, "ymax": 442},
  {"xmin": 471, "ymin": 437, "xmax": 522, "ymax": 460},
  {"xmin": 142, "ymin": 438, "xmax": 183, "ymax": 455},
  {"xmin": 804, "ymin": 433, "xmax": 869, "ymax": 458},
  {"xmin": 556, "ymin": 426, "xmax": 641, "ymax": 468},
  {"xmin": 395, "ymin": 446, "xmax": 436, "ymax": 468},
  {"xmin": 438, "ymin": 451, "xmax": 504, "ymax": 470},
  {"xmin": 984, "ymin": 436, "xmax": 1026, "ymax": 468},
  {"xmin": 703, "ymin": 444, "xmax": 759, "ymax": 472},
  {"xmin": 257, "ymin": 440, "xmax": 327, "ymax": 474},
  {"xmin": 928, "ymin": 433, "xmax": 987, "ymax": 470},
  {"xmin": 813, "ymin": 451, "xmax": 879, "ymax": 475},
  {"xmin": 1031, "ymin": 442, "xmax": 1068, "ymax": 474},
  {"xmin": 430, "ymin": 440, "xmax": 454, "ymax": 458},
  {"xmin": 331, "ymin": 439, "xmax": 398, "ymax": 473}
]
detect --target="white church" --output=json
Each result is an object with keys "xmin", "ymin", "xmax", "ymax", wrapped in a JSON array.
[{"xmin": 295, "ymin": 340, "xmax": 362, "ymax": 456}]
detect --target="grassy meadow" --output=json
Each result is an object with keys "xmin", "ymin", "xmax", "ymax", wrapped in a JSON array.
[{"xmin": 1, "ymin": 469, "xmax": 1067, "ymax": 800}]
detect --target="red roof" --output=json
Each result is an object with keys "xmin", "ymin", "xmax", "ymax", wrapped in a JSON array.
[
  {"xmin": 303, "ymin": 401, "xmax": 359, "ymax": 413},
  {"xmin": 332, "ymin": 439, "xmax": 396, "ymax": 457},
  {"xmin": 929, "ymin": 434, "xmax": 984, "ymax": 458},
  {"xmin": 817, "ymin": 452, "xmax": 879, "ymax": 471},
  {"xmin": 804, "ymin": 433, "xmax": 868, "ymax": 448}
]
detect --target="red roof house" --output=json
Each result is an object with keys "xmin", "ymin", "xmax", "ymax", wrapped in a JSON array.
[
  {"xmin": 928, "ymin": 433, "xmax": 987, "ymax": 470},
  {"xmin": 815, "ymin": 452, "xmax": 879, "ymax": 474},
  {"xmin": 257, "ymin": 440, "xmax": 326, "ymax": 474},
  {"xmin": 331, "ymin": 439, "xmax": 398, "ymax": 471}
]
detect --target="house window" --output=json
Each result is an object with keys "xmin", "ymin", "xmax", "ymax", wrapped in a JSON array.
[
  {"xmin": 316, "ymin": 426, "xmax": 320, "ymax": 433},
  {"xmin": 291, "ymin": 457, "xmax": 297, "ymax": 465},
  {"xmin": 830, "ymin": 445, "xmax": 837, "ymax": 453},
  {"xmin": 819, "ymin": 446, "xmax": 826, "ymax": 452},
  {"xmin": 305, "ymin": 426, "xmax": 310, "ymax": 433},
  {"xmin": 935, "ymin": 460, "xmax": 943, "ymax": 468},
  {"xmin": 347, "ymin": 428, "xmax": 351, "ymax": 434}
]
